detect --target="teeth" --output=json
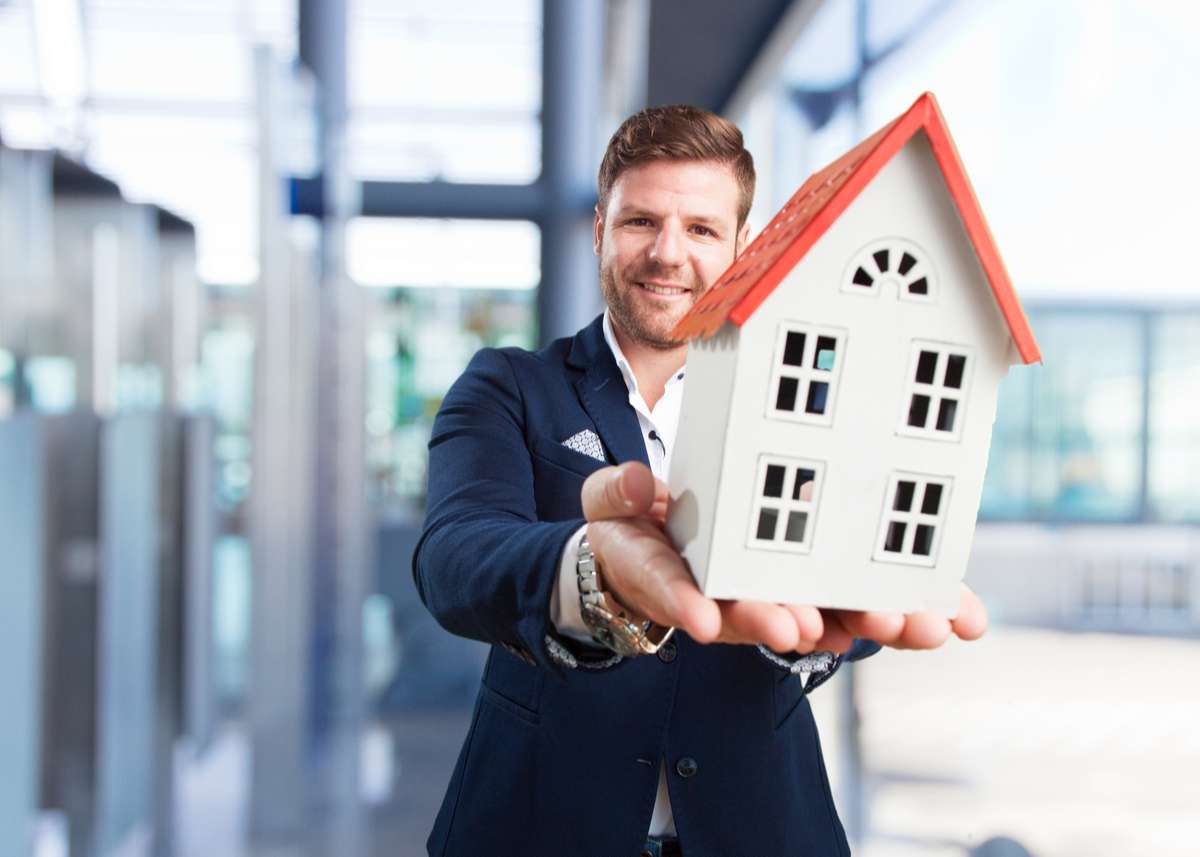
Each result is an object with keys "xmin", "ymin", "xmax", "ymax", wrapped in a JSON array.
[{"xmin": 640, "ymin": 283, "xmax": 687, "ymax": 296}]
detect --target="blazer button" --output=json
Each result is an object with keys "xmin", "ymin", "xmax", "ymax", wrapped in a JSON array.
[
  {"xmin": 657, "ymin": 641, "xmax": 677, "ymax": 663},
  {"xmin": 675, "ymin": 757, "xmax": 698, "ymax": 778}
]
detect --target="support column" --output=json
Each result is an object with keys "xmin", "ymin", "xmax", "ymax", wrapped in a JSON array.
[
  {"xmin": 538, "ymin": 0, "xmax": 607, "ymax": 345},
  {"xmin": 300, "ymin": 0, "xmax": 370, "ymax": 851}
]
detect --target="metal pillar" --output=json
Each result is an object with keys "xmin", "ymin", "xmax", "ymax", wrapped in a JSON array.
[
  {"xmin": 249, "ymin": 45, "xmax": 314, "ymax": 841},
  {"xmin": 538, "ymin": 0, "xmax": 607, "ymax": 344},
  {"xmin": 301, "ymin": 0, "xmax": 370, "ymax": 850}
]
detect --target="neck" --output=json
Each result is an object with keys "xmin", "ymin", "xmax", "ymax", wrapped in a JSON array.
[{"xmin": 610, "ymin": 321, "xmax": 686, "ymax": 411}]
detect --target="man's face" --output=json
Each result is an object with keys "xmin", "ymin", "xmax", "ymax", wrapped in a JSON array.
[{"xmin": 594, "ymin": 159, "xmax": 749, "ymax": 350}]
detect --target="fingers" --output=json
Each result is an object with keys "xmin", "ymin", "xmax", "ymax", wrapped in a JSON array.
[
  {"xmin": 813, "ymin": 610, "xmax": 854, "ymax": 654},
  {"xmin": 837, "ymin": 609, "xmax": 950, "ymax": 650},
  {"xmin": 582, "ymin": 462, "xmax": 656, "ymax": 522},
  {"xmin": 951, "ymin": 584, "xmax": 988, "ymax": 640},
  {"xmin": 585, "ymin": 516, "xmax": 720, "ymax": 641}
]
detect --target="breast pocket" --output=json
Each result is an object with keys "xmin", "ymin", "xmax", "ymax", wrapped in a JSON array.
[{"xmin": 529, "ymin": 434, "xmax": 606, "ymax": 520}]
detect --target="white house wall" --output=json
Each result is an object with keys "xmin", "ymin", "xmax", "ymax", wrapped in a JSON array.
[
  {"xmin": 703, "ymin": 131, "xmax": 1016, "ymax": 616},
  {"xmin": 667, "ymin": 322, "xmax": 740, "ymax": 591}
]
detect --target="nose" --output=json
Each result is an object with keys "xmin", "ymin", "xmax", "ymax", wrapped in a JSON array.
[{"xmin": 650, "ymin": 222, "xmax": 686, "ymax": 267}]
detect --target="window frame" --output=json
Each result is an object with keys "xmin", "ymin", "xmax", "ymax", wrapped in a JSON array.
[
  {"xmin": 842, "ymin": 237, "xmax": 937, "ymax": 304},
  {"xmin": 765, "ymin": 321, "xmax": 847, "ymax": 427},
  {"xmin": 873, "ymin": 471, "xmax": 953, "ymax": 567},
  {"xmin": 746, "ymin": 454, "xmax": 826, "ymax": 555},
  {"xmin": 896, "ymin": 340, "xmax": 974, "ymax": 443}
]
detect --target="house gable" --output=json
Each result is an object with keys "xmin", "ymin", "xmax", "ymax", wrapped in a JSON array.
[{"xmin": 672, "ymin": 92, "xmax": 1041, "ymax": 366}]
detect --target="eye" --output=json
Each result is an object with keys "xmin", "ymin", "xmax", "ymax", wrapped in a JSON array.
[
  {"xmin": 690, "ymin": 224, "xmax": 717, "ymax": 237},
  {"xmin": 626, "ymin": 217, "xmax": 652, "ymax": 227}
]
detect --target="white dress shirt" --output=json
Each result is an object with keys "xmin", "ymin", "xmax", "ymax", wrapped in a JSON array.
[{"xmin": 548, "ymin": 310, "xmax": 687, "ymax": 837}]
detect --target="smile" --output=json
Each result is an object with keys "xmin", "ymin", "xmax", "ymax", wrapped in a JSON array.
[{"xmin": 637, "ymin": 282, "xmax": 690, "ymax": 296}]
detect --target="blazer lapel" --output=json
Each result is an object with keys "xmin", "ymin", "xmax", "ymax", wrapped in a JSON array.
[{"xmin": 566, "ymin": 316, "xmax": 650, "ymax": 469}]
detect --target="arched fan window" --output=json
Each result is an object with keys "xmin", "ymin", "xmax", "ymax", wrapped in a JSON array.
[{"xmin": 843, "ymin": 238, "xmax": 935, "ymax": 301}]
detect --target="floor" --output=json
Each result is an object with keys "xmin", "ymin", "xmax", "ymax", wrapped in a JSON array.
[{"xmin": 167, "ymin": 627, "xmax": 1200, "ymax": 857}]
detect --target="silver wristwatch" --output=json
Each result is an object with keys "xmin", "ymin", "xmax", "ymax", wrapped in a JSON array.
[{"xmin": 577, "ymin": 535, "xmax": 674, "ymax": 657}]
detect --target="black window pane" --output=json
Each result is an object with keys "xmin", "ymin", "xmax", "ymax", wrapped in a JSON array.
[
  {"xmin": 913, "ymin": 524, "xmax": 935, "ymax": 556},
  {"xmin": 873, "ymin": 249, "xmax": 889, "ymax": 273},
  {"xmin": 814, "ymin": 336, "xmax": 837, "ymax": 371},
  {"xmin": 945, "ymin": 354, "xmax": 966, "ymax": 388},
  {"xmin": 907, "ymin": 394, "xmax": 930, "ymax": 428},
  {"xmin": 936, "ymin": 398, "xmax": 958, "ymax": 432},
  {"xmin": 793, "ymin": 468, "xmax": 816, "ymax": 501},
  {"xmin": 756, "ymin": 507, "xmax": 779, "ymax": 540},
  {"xmin": 915, "ymin": 350, "xmax": 938, "ymax": 383},
  {"xmin": 784, "ymin": 511, "xmax": 808, "ymax": 543},
  {"xmin": 763, "ymin": 465, "xmax": 786, "ymax": 497},
  {"xmin": 805, "ymin": 381, "xmax": 829, "ymax": 415},
  {"xmin": 894, "ymin": 480, "xmax": 916, "ymax": 511},
  {"xmin": 852, "ymin": 266, "xmax": 874, "ymax": 287},
  {"xmin": 908, "ymin": 276, "xmax": 929, "ymax": 295},
  {"xmin": 775, "ymin": 376, "xmax": 799, "ymax": 411},
  {"xmin": 782, "ymin": 331, "xmax": 806, "ymax": 366},
  {"xmin": 898, "ymin": 251, "xmax": 917, "ymax": 276},
  {"xmin": 884, "ymin": 521, "xmax": 906, "ymax": 552},
  {"xmin": 922, "ymin": 483, "xmax": 944, "ymax": 515}
]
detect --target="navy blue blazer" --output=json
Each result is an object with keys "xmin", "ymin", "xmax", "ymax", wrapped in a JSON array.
[{"xmin": 414, "ymin": 314, "xmax": 880, "ymax": 857}]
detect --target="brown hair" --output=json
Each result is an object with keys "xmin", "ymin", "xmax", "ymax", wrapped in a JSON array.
[{"xmin": 597, "ymin": 105, "xmax": 756, "ymax": 228}]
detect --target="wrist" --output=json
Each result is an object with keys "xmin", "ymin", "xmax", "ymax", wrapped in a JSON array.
[{"xmin": 577, "ymin": 535, "xmax": 674, "ymax": 657}]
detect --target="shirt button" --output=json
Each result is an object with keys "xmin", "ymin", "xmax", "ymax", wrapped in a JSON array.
[
  {"xmin": 657, "ymin": 641, "xmax": 677, "ymax": 663},
  {"xmin": 675, "ymin": 756, "xmax": 698, "ymax": 778}
]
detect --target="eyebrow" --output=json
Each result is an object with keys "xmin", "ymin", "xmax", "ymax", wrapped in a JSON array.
[{"xmin": 618, "ymin": 206, "xmax": 726, "ymax": 227}]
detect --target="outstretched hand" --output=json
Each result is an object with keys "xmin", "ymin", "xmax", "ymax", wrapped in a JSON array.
[{"xmin": 581, "ymin": 462, "xmax": 987, "ymax": 655}]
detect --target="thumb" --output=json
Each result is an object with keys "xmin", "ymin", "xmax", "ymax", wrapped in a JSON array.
[{"xmin": 582, "ymin": 462, "xmax": 656, "ymax": 522}]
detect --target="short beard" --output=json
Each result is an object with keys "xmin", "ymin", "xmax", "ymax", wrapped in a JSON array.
[{"xmin": 599, "ymin": 262, "xmax": 694, "ymax": 351}]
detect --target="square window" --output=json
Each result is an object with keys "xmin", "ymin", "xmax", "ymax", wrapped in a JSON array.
[
  {"xmin": 793, "ymin": 468, "xmax": 816, "ymax": 501},
  {"xmin": 921, "ymin": 483, "xmax": 943, "ymax": 515},
  {"xmin": 907, "ymin": 394, "xmax": 930, "ymax": 428},
  {"xmin": 936, "ymin": 398, "xmax": 958, "ymax": 432},
  {"xmin": 874, "ymin": 472, "xmax": 952, "ymax": 567},
  {"xmin": 775, "ymin": 377, "xmax": 798, "ymax": 411},
  {"xmin": 912, "ymin": 524, "xmax": 935, "ymax": 555},
  {"xmin": 899, "ymin": 342, "xmax": 971, "ymax": 443},
  {"xmin": 944, "ymin": 354, "xmax": 966, "ymax": 388},
  {"xmin": 784, "ymin": 511, "xmax": 808, "ymax": 543},
  {"xmin": 763, "ymin": 464, "xmax": 786, "ymax": 498},
  {"xmin": 805, "ymin": 381, "xmax": 829, "ymax": 415},
  {"xmin": 748, "ymin": 455, "xmax": 825, "ymax": 554},
  {"xmin": 915, "ymin": 350, "xmax": 938, "ymax": 383},
  {"xmin": 814, "ymin": 336, "xmax": 837, "ymax": 371},
  {"xmin": 756, "ymin": 507, "xmax": 778, "ymax": 540},
  {"xmin": 768, "ymin": 323, "xmax": 846, "ymax": 426},
  {"xmin": 782, "ymin": 331, "xmax": 806, "ymax": 366}
]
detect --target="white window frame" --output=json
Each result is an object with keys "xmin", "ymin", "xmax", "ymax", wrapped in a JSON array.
[
  {"xmin": 765, "ymin": 321, "xmax": 846, "ymax": 427},
  {"xmin": 896, "ymin": 340, "xmax": 973, "ymax": 442},
  {"xmin": 873, "ymin": 472, "xmax": 953, "ymax": 567},
  {"xmin": 842, "ymin": 237, "xmax": 937, "ymax": 303},
  {"xmin": 746, "ymin": 455, "xmax": 825, "ymax": 554}
]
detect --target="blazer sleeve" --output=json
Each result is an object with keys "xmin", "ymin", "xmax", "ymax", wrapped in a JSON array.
[
  {"xmin": 412, "ymin": 347, "xmax": 623, "ymax": 679},
  {"xmin": 754, "ymin": 639, "xmax": 883, "ymax": 694}
]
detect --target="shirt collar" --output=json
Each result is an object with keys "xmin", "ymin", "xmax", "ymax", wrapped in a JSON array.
[{"xmin": 601, "ymin": 310, "xmax": 688, "ymax": 396}]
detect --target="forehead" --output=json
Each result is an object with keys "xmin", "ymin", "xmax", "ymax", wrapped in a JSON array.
[{"xmin": 606, "ymin": 159, "xmax": 740, "ymax": 223}]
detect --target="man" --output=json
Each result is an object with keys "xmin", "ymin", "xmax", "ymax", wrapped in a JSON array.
[{"xmin": 414, "ymin": 105, "xmax": 986, "ymax": 857}]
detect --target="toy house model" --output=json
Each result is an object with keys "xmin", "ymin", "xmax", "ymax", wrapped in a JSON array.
[{"xmin": 665, "ymin": 92, "xmax": 1041, "ymax": 617}]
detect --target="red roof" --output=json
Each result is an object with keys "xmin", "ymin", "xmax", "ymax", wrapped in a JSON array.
[{"xmin": 672, "ymin": 92, "xmax": 1041, "ymax": 364}]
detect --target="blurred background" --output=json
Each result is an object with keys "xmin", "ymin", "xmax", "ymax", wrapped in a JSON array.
[{"xmin": 0, "ymin": 1, "xmax": 1196, "ymax": 855}]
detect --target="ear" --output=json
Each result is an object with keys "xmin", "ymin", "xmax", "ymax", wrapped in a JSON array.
[
  {"xmin": 735, "ymin": 221, "xmax": 751, "ymax": 256},
  {"xmin": 593, "ymin": 205, "xmax": 604, "ymax": 256}
]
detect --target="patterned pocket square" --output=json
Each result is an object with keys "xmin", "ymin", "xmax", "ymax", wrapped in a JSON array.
[{"xmin": 562, "ymin": 429, "xmax": 606, "ymax": 463}]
